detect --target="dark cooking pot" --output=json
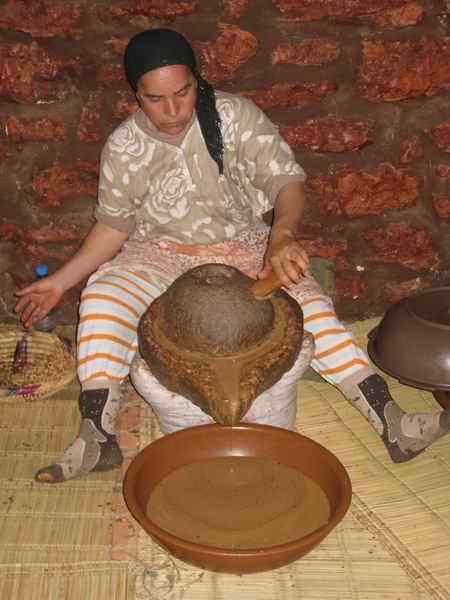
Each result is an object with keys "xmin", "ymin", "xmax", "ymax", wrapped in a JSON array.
[{"xmin": 368, "ymin": 287, "xmax": 450, "ymax": 401}]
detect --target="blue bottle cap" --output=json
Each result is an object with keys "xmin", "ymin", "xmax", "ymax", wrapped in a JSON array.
[{"xmin": 35, "ymin": 264, "xmax": 49, "ymax": 278}]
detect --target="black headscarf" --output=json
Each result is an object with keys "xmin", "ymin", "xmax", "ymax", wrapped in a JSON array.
[{"xmin": 124, "ymin": 28, "xmax": 224, "ymax": 174}]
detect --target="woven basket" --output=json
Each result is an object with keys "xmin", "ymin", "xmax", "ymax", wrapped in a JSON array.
[{"xmin": 0, "ymin": 325, "xmax": 76, "ymax": 401}]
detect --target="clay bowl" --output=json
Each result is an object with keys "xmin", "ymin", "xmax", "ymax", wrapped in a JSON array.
[
  {"xmin": 123, "ymin": 423, "xmax": 352, "ymax": 575},
  {"xmin": 368, "ymin": 286, "xmax": 450, "ymax": 395}
]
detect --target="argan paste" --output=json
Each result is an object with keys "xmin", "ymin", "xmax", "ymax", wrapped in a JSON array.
[{"xmin": 146, "ymin": 456, "xmax": 330, "ymax": 549}]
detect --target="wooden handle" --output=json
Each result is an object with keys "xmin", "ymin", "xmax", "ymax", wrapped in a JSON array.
[{"xmin": 250, "ymin": 271, "xmax": 283, "ymax": 299}]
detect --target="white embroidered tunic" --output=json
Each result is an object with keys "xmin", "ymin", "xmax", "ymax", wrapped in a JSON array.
[{"xmin": 95, "ymin": 91, "xmax": 306, "ymax": 245}]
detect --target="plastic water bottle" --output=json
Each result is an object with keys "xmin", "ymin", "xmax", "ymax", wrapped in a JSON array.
[{"xmin": 33, "ymin": 264, "xmax": 56, "ymax": 332}]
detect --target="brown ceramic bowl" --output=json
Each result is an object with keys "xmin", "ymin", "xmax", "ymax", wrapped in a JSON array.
[
  {"xmin": 123, "ymin": 423, "xmax": 352, "ymax": 575},
  {"xmin": 368, "ymin": 286, "xmax": 450, "ymax": 392}
]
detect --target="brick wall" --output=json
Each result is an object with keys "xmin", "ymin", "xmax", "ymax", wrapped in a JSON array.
[{"xmin": 0, "ymin": 0, "xmax": 449, "ymax": 323}]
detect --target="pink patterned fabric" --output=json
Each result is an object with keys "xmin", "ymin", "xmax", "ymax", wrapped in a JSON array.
[
  {"xmin": 92, "ymin": 224, "xmax": 323, "ymax": 303},
  {"xmin": 80, "ymin": 224, "xmax": 370, "ymax": 390}
]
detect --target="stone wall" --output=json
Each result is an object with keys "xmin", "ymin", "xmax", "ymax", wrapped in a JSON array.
[{"xmin": 0, "ymin": 0, "xmax": 449, "ymax": 324}]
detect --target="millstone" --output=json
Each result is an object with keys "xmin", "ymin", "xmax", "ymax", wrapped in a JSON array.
[{"xmin": 138, "ymin": 263, "xmax": 304, "ymax": 425}]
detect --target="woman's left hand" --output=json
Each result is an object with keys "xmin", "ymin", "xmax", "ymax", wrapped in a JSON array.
[{"xmin": 258, "ymin": 230, "xmax": 309, "ymax": 288}]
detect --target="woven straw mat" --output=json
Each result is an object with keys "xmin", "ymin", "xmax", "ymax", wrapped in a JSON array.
[{"xmin": 0, "ymin": 318, "xmax": 449, "ymax": 600}]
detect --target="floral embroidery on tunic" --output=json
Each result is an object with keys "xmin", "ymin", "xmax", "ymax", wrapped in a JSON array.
[{"xmin": 95, "ymin": 91, "xmax": 306, "ymax": 245}]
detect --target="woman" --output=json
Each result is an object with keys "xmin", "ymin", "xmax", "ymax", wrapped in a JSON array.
[{"xmin": 15, "ymin": 28, "xmax": 450, "ymax": 483}]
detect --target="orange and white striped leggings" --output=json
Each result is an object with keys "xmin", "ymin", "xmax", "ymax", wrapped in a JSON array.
[{"xmin": 77, "ymin": 232, "xmax": 370, "ymax": 388}]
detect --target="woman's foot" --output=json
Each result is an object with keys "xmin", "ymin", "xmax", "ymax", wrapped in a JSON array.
[
  {"xmin": 35, "ymin": 387, "xmax": 123, "ymax": 483},
  {"xmin": 383, "ymin": 402, "xmax": 450, "ymax": 463},
  {"xmin": 35, "ymin": 422, "xmax": 123, "ymax": 483},
  {"xmin": 344, "ymin": 373, "xmax": 450, "ymax": 463}
]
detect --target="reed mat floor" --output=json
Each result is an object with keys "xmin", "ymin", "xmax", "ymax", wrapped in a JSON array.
[{"xmin": 0, "ymin": 318, "xmax": 449, "ymax": 599}]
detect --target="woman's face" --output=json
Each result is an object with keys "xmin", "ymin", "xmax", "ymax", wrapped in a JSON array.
[{"xmin": 136, "ymin": 64, "xmax": 197, "ymax": 136}]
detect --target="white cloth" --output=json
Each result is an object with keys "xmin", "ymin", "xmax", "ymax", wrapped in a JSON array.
[{"xmin": 130, "ymin": 332, "xmax": 315, "ymax": 434}]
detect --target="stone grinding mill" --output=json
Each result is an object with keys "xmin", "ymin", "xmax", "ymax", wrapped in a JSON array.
[{"xmin": 135, "ymin": 263, "xmax": 308, "ymax": 425}]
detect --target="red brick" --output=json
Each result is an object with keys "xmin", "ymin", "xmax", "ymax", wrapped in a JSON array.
[
  {"xmin": 109, "ymin": 0, "xmax": 198, "ymax": 18},
  {"xmin": 302, "ymin": 238, "xmax": 348, "ymax": 261},
  {"xmin": 0, "ymin": 42, "xmax": 80, "ymax": 103},
  {"xmin": 0, "ymin": 140, "xmax": 9, "ymax": 160},
  {"xmin": 436, "ymin": 164, "xmax": 450, "ymax": 181},
  {"xmin": 364, "ymin": 223, "xmax": 437, "ymax": 271},
  {"xmin": 399, "ymin": 135, "xmax": 423, "ymax": 164},
  {"xmin": 432, "ymin": 194, "xmax": 450, "ymax": 221},
  {"xmin": 222, "ymin": 0, "xmax": 251, "ymax": 20},
  {"xmin": 77, "ymin": 93, "xmax": 104, "ymax": 143},
  {"xmin": 196, "ymin": 25, "xmax": 258, "ymax": 84},
  {"xmin": 309, "ymin": 163, "xmax": 418, "ymax": 218},
  {"xmin": 334, "ymin": 255, "xmax": 352, "ymax": 272},
  {"xmin": 368, "ymin": 2, "xmax": 423, "ymax": 28},
  {"xmin": 243, "ymin": 81, "xmax": 336, "ymax": 111},
  {"xmin": 430, "ymin": 119, "xmax": 450, "ymax": 153},
  {"xmin": 335, "ymin": 273, "xmax": 366, "ymax": 301},
  {"xmin": 280, "ymin": 117, "xmax": 371, "ymax": 152},
  {"xmin": 297, "ymin": 222, "xmax": 323, "ymax": 238},
  {"xmin": 4, "ymin": 115, "xmax": 66, "ymax": 142},
  {"xmin": 95, "ymin": 38, "xmax": 130, "ymax": 86},
  {"xmin": 105, "ymin": 37, "xmax": 129, "ymax": 56},
  {"xmin": 307, "ymin": 175, "xmax": 339, "ymax": 215},
  {"xmin": 96, "ymin": 64, "xmax": 124, "ymax": 85},
  {"xmin": 75, "ymin": 160, "xmax": 99, "ymax": 176},
  {"xmin": 22, "ymin": 224, "xmax": 82, "ymax": 244},
  {"xmin": 271, "ymin": 40, "xmax": 340, "ymax": 66},
  {"xmin": 113, "ymin": 93, "xmax": 138, "ymax": 120},
  {"xmin": 359, "ymin": 37, "xmax": 450, "ymax": 102},
  {"xmin": 18, "ymin": 241, "xmax": 78, "ymax": 264},
  {"xmin": 31, "ymin": 162, "xmax": 98, "ymax": 208},
  {"xmin": 383, "ymin": 278, "xmax": 429, "ymax": 305},
  {"xmin": 0, "ymin": 223, "xmax": 20, "ymax": 241},
  {"xmin": 0, "ymin": 0, "xmax": 82, "ymax": 39},
  {"xmin": 272, "ymin": 0, "xmax": 422, "ymax": 28}
]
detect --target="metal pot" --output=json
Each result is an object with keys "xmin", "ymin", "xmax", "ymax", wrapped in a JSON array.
[{"xmin": 368, "ymin": 286, "xmax": 450, "ymax": 408}]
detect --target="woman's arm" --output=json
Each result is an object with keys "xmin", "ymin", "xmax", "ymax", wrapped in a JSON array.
[
  {"xmin": 258, "ymin": 181, "xmax": 310, "ymax": 287},
  {"xmin": 15, "ymin": 222, "xmax": 128, "ymax": 328},
  {"xmin": 48, "ymin": 222, "xmax": 129, "ymax": 291}
]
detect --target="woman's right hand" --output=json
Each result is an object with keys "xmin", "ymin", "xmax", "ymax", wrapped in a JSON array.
[{"xmin": 14, "ymin": 276, "xmax": 64, "ymax": 330}]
